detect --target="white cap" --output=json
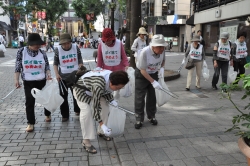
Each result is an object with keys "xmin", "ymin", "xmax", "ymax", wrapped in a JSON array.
[{"xmin": 150, "ymin": 34, "xmax": 167, "ymax": 47}]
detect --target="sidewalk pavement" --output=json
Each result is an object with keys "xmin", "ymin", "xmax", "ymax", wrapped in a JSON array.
[{"xmin": 0, "ymin": 47, "xmax": 248, "ymax": 166}]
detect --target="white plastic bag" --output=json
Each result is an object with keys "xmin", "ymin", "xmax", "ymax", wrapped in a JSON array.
[
  {"xmin": 155, "ymin": 77, "xmax": 172, "ymax": 107},
  {"xmin": 31, "ymin": 79, "xmax": 64, "ymax": 114},
  {"xmin": 107, "ymin": 106, "xmax": 126, "ymax": 137},
  {"xmin": 228, "ymin": 66, "xmax": 237, "ymax": 83},
  {"xmin": 0, "ymin": 44, "xmax": 6, "ymax": 52},
  {"xmin": 120, "ymin": 67, "xmax": 135, "ymax": 98},
  {"xmin": 202, "ymin": 66, "xmax": 210, "ymax": 81}
]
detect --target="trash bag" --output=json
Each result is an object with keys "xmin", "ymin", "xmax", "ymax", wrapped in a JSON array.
[
  {"xmin": 155, "ymin": 77, "xmax": 172, "ymax": 107},
  {"xmin": 228, "ymin": 66, "xmax": 237, "ymax": 83},
  {"xmin": 31, "ymin": 79, "xmax": 64, "ymax": 114},
  {"xmin": 0, "ymin": 44, "xmax": 6, "ymax": 52},
  {"xmin": 120, "ymin": 67, "xmax": 135, "ymax": 98},
  {"xmin": 107, "ymin": 106, "xmax": 126, "ymax": 137},
  {"xmin": 202, "ymin": 66, "xmax": 210, "ymax": 81}
]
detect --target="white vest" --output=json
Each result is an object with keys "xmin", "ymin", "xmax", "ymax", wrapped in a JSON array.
[
  {"xmin": 217, "ymin": 40, "xmax": 231, "ymax": 60},
  {"xmin": 58, "ymin": 44, "xmax": 79, "ymax": 73},
  {"xmin": 101, "ymin": 39, "xmax": 121, "ymax": 66},
  {"xmin": 235, "ymin": 41, "xmax": 247, "ymax": 59},
  {"xmin": 81, "ymin": 68, "xmax": 113, "ymax": 96},
  {"xmin": 189, "ymin": 44, "xmax": 203, "ymax": 60},
  {"xmin": 134, "ymin": 37, "xmax": 147, "ymax": 59},
  {"xmin": 145, "ymin": 46, "xmax": 164, "ymax": 74},
  {"xmin": 22, "ymin": 47, "xmax": 45, "ymax": 81}
]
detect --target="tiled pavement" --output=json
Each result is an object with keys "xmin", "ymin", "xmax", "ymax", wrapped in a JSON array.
[{"xmin": 0, "ymin": 46, "xmax": 248, "ymax": 166}]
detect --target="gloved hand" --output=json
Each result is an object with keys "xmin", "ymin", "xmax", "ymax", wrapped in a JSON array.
[
  {"xmin": 101, "ymin": 124, "xmax": 112, "ymax": 136},
  {"xmin": 244, "ymin": 52, "xmax": 248, "ymax": 57},
  {"xmin": 151, "ymin": 80, "xmax": 162, "ymax": 90},
  {"xmin": 182, "ymin": 58, "xmax": 185, "ymax": 64},
  {"xmin": 110, "ymin": 100, "xmax": 118, "ymax": 107},
  {"xmin": 203, "ymin": 60, "xmax": 207, "ymax": 68},
  {"xmin": 158, "ymin": 67, "xmax": 164, "ymax": 78}
]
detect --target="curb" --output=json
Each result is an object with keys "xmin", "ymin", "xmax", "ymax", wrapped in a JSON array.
[{"xmin": 164, "ymin": 69, "xmax": 180, "ymax": 81}]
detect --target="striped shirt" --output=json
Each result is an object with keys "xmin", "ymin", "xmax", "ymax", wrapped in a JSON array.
[
  {"xmin": 74, "ymin": 76, "xmax": 114, "ymax": 122},
  {"xmin": 15, "ymin": 47, "xmax": 50, "ymax": 80}
]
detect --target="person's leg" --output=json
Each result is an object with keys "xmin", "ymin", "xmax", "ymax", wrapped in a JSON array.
[
  {"xmin": 221, "ymin": 61, "xmax": 229, "ymax": 84},
  {"xmin": 59, "ymin": 80, "xmax": 70, "ymax": 120},
  {"xmin": 186, "ymin": 66, "xmax": 195, "ymax": 89},
  {"xmin": 212, "ymin": 60, "xmax": 221, "ymax": 89},
  {"xmin": 238, "ymin": 61, "xmax": 245, "ymax": 76},
  {"xmin": 146, "ymin": 72, "xmax": 158, "ymax": 125},
  {"xmin": 195, "ymin": 61, "xmax": 202, "ymax": 88},
  {"xmin": 233, "ymin": 60, "xmax": 240, "ymax": 84},
  {"xmin": 134, "ymin": 69, "xmax": 150, "ymax": 123}
]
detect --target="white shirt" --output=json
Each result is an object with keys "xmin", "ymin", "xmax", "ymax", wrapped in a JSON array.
[
  {"xmin": 19, "ymin": 36, "xmax": 24, "ymax": 42},
  {"xmin": 0, "ymin": 35, "xmax": 4, "ymax": 43}
]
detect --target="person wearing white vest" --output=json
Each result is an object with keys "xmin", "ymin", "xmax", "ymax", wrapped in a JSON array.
[
  {"xmin": 183, "ymin": 35, "xmax": 206, "ymax": 91},
  {"xmin": 134, "ymin": 34, "xmax": 166, "ymax": 129},
  {"xmin": 131, "ymin": 27, "xmax": 148, "ymax": 62},
  {"xmin": 73, "ymin": 69, "xmax": 129, "ymax": 154},
  {"xmin": 14, "ymin": 33, "xmax": 52, "ymax": 132},
  {"xmin": 53, "ymin": 33, "xmax": 83, "ymax": 122},
  {"xmin": 232, "ymin": 31, "xmax": 248, "ymax": 84},
  {"xmin": 212, "ymin": 32, "xmax": 233, "ymax": 92}
]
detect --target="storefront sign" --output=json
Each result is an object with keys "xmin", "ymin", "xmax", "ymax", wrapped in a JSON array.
[{"xmin": 220, "ymin": 25, "xmax": 238, "ymax": 42}]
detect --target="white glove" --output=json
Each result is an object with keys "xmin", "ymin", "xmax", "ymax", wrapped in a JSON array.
[
  {"xmin": 101, "ymin": 124, "xmax": 112, "ymax": 136},
  {"xmin": 151, "ymin": 80, "xmax": 162, "ymax": 90},
  {"xmin": 110, "ymin": 100, "xmax": 118, "ymax": 107},
  {"xmin": 182, "ymin": 58, "xmax": 185, "ymax": 64},
  {"xmin": 244, "ymin": 52, "xmax": 248, "ymax": 57},
  {"xmin": 203, "ymin": 60, "xmax": 207, "ymax": 68},
  {"xmin": 158, "ymin": 67, "xmax": 164, "ymax": 78}
]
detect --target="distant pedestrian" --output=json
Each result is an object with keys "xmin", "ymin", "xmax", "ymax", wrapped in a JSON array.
[
  {"xmin": 169, "ymin": 39, "xmax": 173, "ymax": 52},
  {"xmin": 184, "ymin": 41, "xmax": 188, "ymax": 52},
  {"xmin": 232, "ymin": 31, "xmax": 248, "ymax": 84},
  {"xmin": 14, "ymin": 33, "xmax": 52, "ymax": 132},
  {"xmin": 19, "ymin": 35, "xmax": 24, "ymax": 48},
  {"xmin": 212, "ymin": 32, "xmax": 233, "ymax": 92},
  {"xmin": 46, "ymin": 35, "xmax": 55, "ymax": 52},
  {"xmin": 184, "ymin": 35, "xmax": 206, "ymax": 91},
  {"xmin": 197, "ymin": 30, "xmax": 205, "ymax": 47},
  {"xmin": 122, "ymin": 34, "xmax": 126, "ymax": 46},
  {"xmin": 131, "ymin": 27, "xmax": 148, "ymax": 63}
]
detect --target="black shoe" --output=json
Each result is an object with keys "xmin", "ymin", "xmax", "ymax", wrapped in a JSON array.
[
  {"xmin": 212, "ymin": 85, "xmax": 218, "ymax": 90},
  {"xmin": 62, "ymin": 118, "xmax": 69, "ymax": 122},
  {"xmin": 186, "ymin": 88, "xmax": 190, "ymax": 91},
  {"xmin": 148, "ymin": 118, "xmax": 158, "ymax": 125},
  {"xmin": 134, "ymin": 121, "xmax": 143, "ymax": 129}
]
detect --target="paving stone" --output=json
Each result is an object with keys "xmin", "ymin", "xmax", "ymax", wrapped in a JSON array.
[
  {"xmin": 19, "ymin": 154, "xmax": 38, "ymax": 159},
  {"xmin": 119, "ymin": 154, "xmax": 134, "ymax": 162},
  {"xmin": 178, "ymin": 145, "xmax": 201, "ymax": 158},
  {"xmin": 157, "ymin": 159, "xmax": 186, "ymax": 166},
  {"xmin": 131, "ymin": 149, "xmax": 153, "ymax": 163},
  {"xmin": 137, "ymin": 162, "xmax": 158, "ymax": 166},
  {"xmin": 147, "ymin": 148, "xmax": 170, "ymax": 162},
  {"xmin": 26, "ymin": 158, "xmax": 45, "ymax": 164},
  {"xmin": 101, "ymin": 155, "xmax": 112, "ymax": 165},
  {"xmin": 145, "ymin": 140, "xmax": 170, "ymax": 149},
  {"xmin": 163, "ymin": 147, "xmax": 186, "ymax": 160},
  {"xmin": 207, "ymin": 154, "xmax": 239, "ymax": 165},
  {"xmin": 39, "ymin": 145, "xmax": 56, "ymax": 150},
  {"xmin": 6, "ymin": 160, "xmax": 26, "ymax": 165},
  {"xmin": 121, "ymin": 160, "xmax": 137, "ymax": 166},
  {"xmin": 4, "ymin": 146, "xmax": 23, "ymax": 152},
  {"xmin": 194, "ymin": 156, "xmax": 216, "ymax": 166},
  {"xmin": 117, "ymin": 147, "xmax": 131, "ymax": 155},
  {"xmin": 89, "ymin": 156, "xmax": 102, "ymax": 165},
  {"xmin": 22, "ymin": 145, "xmax": 39, "ymax": 151},
  {"xmin": 64, "ymin": 157, "xmax": 81, "ymax": 162},
  {"xmin": 183, "ymin": 158, "xmax": 202, "ymax": 166}
]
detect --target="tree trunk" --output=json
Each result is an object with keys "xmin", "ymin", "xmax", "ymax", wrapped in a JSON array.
[
  {"xmin": 125, "ymin": 0, "xmax": 131, "ymax": 51},
  {"xmin": 129, "ymin": 0, "xmax": 141, "ymax": 68}
]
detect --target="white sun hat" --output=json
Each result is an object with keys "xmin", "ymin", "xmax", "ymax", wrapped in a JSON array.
[{"xmin": 150, "ymin": 34, "xmax": 167, "ymax": 47}]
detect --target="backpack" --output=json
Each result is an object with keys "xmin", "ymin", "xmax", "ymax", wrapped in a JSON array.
[
  {"xmin": 217, "ymin": 40, "xmax": 232, "ymax": 48},
  {"xmin": 64, "ymin": 66, "xmax": 90, "ymax": 87}
]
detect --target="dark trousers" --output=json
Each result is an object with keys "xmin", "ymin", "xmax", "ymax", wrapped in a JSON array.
[
  {"xmin": 212, "ymin": 60, "xmax": 229, "ymax": 85},
  {"xmin": 24, "ymin": 80, "xmax": 50, "ymax": 124},
  {"xmin": 233, "ymin": 59, "xmax": 246, "ymax": 83},
  {"xmin": 134, "ymin": 69, "xmax": 158, "ymax": 122},
  {"xmin": 59, "ymin": 80, "xmax": 80, "ymax": 118},
  {"xmin": 20, "ymin": 42, "xmax": 24, "ymax": 48}
]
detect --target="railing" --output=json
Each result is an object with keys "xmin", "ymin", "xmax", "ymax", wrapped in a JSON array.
[{"xmin": 194, "ymin": 0, "xmax": 238, "ymax": 12}]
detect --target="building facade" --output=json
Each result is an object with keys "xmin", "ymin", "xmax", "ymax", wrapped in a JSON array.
[{"xmin": 192, "ymin": 0, "xmax": 250, "ymax": 55}]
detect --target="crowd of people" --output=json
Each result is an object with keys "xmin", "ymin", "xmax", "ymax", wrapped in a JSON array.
[{"xmin": 13, "ymin": 27, "xmax": 248, "ymax": 154}]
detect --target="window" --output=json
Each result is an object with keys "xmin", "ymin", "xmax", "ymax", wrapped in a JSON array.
[
  {"xmin": 69, "ymin": 3, "xmax": 74, "ymax": 9},
  {"xmin": 69, "ymin": 12, "xmax": 75, "ymax": 17}
]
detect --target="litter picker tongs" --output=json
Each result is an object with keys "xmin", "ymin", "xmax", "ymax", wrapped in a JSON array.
[
  {"xmin": 0, "ymin": 83, "xmax": 22, "ymax": 102},
  {"xmin": 159, "ymin": 88, "xmax": 179, "ymax": 99},
  {"xmin": 59, "ymin": 80, "xmax": 68, "ymax": 95},
  {"xmin": 177, "ymin": 63, "xmax": 185, "ymax": 73},
  {"xmin": 109, "ymin": 102, "xmax": 135, "ymax": 115}
]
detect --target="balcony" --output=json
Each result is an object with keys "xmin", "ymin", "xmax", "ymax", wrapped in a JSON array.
[{"xmin": 194, "ymin": 0, "xmax": 238, "ymax": 12}]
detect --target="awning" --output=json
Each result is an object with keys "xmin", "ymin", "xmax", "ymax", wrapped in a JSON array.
[
  {"xmin": 0, "ymin": 21, "xmax": 11, "ymax": 30},
  {"xmin": 186, "ymin": 15, "xmax": 194, "ymax": 26}
]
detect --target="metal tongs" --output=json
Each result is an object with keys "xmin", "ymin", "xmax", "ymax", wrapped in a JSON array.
[
  {"xmin": 177, "ymin": 63, "xmax": 185, "ymax": 73},
  {"xmin": 109, "ymin": 102, "xmax": 135, "ymax": 115},
  {"xmin": 0, "ymin": 83, "xmax": 22, "ymax": 102},
  {"xmin": 59, "ymin": 80, "xmax": 68, "ymax": 95},
  {"xmin": 159, "ymin": 88, "xmax": 179, "ymax": 99}
]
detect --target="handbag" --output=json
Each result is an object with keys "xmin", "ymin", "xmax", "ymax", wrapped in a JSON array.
[{"xmin": 185, "ymin": 59, "xmax": 194, "ymax": 70}]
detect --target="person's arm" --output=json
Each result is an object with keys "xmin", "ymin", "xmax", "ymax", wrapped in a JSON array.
[
  {"xmin": 120, "ymin": 42, "xmax": 129, "ymax": 69},
  {"xmin": 97, "ymin": 43, "xmax": 104, "ymax": 68},
  {"xmin": 14, "ymin": 48, "xmax": 24, "ymax": 88},
  {"xmin": 140, "ymin": 69, "xmax": 154, "ymax": 83},
  {"xmin": 185, "ymin": 46, "xmax": 191, "ymax": 58},
  {"xmin": 213, "ymin": 43, "xmax": 219, "ymax": 67},
  {"xmin": 53, "ymin": 48, "xmax": 61, "ymax": 81},
  {"xmin": 202, "ymin": 46, "xmax": 206, "ymax": 60},
  {"xmin": 131, "ymin": 38, "xmax": 138, "ymax": 51},
  {"xmin": 41, "ymin": 50, "xmax": 51, "ymax": 80},
  {"xmin": 76, "ymin": 45, "xmax": 83, "ymax": 67}
]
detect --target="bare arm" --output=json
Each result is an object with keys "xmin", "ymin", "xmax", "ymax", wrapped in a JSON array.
[{"xmin": 140, "ymin": 69, "xmax": 154, "ymax": 83}]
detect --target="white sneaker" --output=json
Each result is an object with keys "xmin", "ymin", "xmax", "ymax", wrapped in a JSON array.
[{"xmin": 26, "ymin": 124, "xmax": 34, "ymax": 132}]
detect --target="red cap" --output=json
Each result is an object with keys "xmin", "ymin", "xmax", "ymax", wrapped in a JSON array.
[{"xmin": 102, "ymin": 28, "xmax": 115, "ymax": 42}]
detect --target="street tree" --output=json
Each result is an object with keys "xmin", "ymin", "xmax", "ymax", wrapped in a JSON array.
[
  {"xmin": 29, "ymin": 0, "xmax": 68, "ymax": 36},
  {"xmin": 71, "ymin": 0, "xmax": 106, "ymax": 35}
]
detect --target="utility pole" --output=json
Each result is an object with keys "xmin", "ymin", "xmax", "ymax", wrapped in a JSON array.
[{"xmin": 110, "ymin": 0, "xmax": 115, "ymax": 31}]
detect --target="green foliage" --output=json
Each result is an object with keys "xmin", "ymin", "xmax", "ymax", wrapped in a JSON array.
[
  {"xmin": 218, "ymin": 63, "xmax": 250, "ymax": 139},
  {"xmin": 117, "ymin": 0, "xmax": 126, "ymax": 13},
  {"xmin": 71, "ymin": 0, "xmax": 106, "ymax": 33}
]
